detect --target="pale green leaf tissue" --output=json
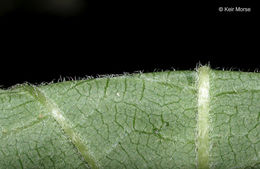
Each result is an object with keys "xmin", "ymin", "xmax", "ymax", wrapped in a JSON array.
[{"xmin": 0, "ymin": 66, "xmax": 259, "ymax": 169}]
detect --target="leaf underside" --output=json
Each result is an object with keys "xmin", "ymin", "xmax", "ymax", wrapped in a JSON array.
[{"xmin": 0, "ymin": 68, "xmax": 259, "ymax": 169}]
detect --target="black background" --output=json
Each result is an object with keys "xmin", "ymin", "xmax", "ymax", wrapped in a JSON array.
[{"xmin": 0, "ymin": 0, "xmax": 259, "ymax": 88}]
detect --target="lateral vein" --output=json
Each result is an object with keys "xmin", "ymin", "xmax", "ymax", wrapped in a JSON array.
[
  {"xmin": 24, "ymin": 85, "xmax": 100, "ymax": 169},
  {"xmin": 197, "ymin": 66, "xmax": 210, "ymax": 169}
]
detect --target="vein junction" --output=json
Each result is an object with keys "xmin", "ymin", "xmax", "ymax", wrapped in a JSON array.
[
  {"xmin": 197, "ymin": 66, "xmax": 210, "ymax": 169},
  {"xmin": 24, "ymin": 85, "xmax": 100, "ymax": 169}
]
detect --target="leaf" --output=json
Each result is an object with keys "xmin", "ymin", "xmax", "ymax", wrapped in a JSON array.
[{"xmin": 0, "ymin": 66, "xmax": 259, "ymax": 169}]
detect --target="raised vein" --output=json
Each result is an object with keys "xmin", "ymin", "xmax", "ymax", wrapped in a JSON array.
[
  {"xmin": 24, "ymin": 85, "xmax": 100, "ymax": 169},
  {"xmin": 197, "ymin": 66, "xmax": 210, "ymax": 169}
]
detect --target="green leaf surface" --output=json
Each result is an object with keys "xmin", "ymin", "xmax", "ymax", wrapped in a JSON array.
[{"xmin": 0, "ymin": 67, "xmax": 259, "ymax": 169}]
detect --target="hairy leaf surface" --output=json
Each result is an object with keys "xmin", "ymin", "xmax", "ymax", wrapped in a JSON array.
[{"xmin": 0, "ymin": 67, "xmax": 259, "ymax": 169}]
